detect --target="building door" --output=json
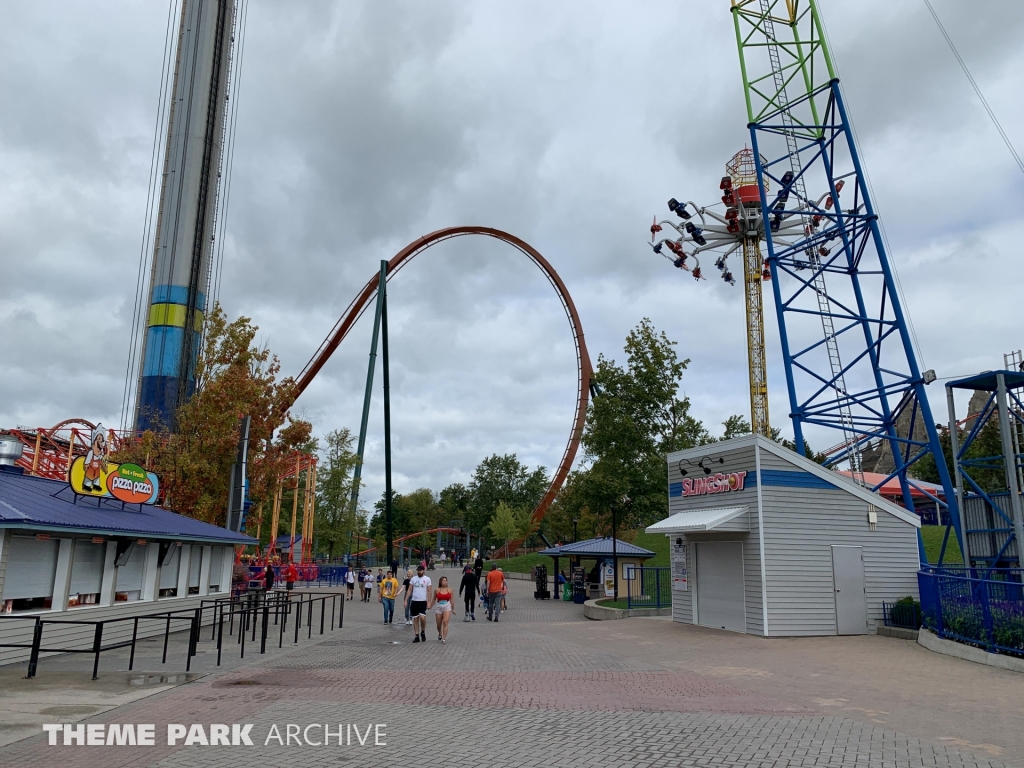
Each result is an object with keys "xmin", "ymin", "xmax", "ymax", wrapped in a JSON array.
[
  {"xmin": 695, "ymin": 541, "xmax": 745, "ymax": 632},
  {"xmin": 831, "ymin": 545, "xmax": 867, "ymax": 635}
]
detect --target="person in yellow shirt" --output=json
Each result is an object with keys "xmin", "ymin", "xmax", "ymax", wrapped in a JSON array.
[{"xmin": 379, "ymin": 571, "xmax": 400, "ymax": 625}]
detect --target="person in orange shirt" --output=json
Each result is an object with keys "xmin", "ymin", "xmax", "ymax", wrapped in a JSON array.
[{"xmin": 485, "ymin": 564, "xmax": 505, "ymax": 622}]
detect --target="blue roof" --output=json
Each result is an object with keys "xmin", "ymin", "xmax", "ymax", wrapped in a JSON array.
[
  {"xmin": 537, "ymin": 536, "xmax": 655, "ymax": 558},
  {"xmin": 946, "ymin": 370, "xmax": 1024, "ymax": 392},
  {"xmin": 0, "ymin": 471, "xmax": 256, "ymax": 545}
]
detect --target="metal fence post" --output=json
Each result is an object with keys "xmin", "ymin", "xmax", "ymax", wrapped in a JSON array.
[
  {"xmin": 217, "ymin": 606, "xmax": 225, "ymax": 666},
  {"xmin": 91, "ymin": 622, "xmax": 104, "ymax": 680},
  {"xmin": 260, "ymin": 604, "xmax": 269, "ymax": 654},
  {"xmin": 128, "ymin": 617, "xmax": 139, "ymax": 671},
  {"xmin": 25, "ymin": 618, "xmax": 43, "ymax": 679},
  {"xmin": 186, "ymin": 609, "xmax": 200, "ymax": 672}
]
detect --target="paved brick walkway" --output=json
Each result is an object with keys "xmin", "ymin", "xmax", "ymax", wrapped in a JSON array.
[{"xmin": 0, "ymin": 567, "xmax": 1019, "ymax": 767}]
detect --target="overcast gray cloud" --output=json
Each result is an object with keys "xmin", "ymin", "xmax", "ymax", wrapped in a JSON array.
[{"xmin": 1, "ymin": 0, "xmax": 1022, "ymax": 504}]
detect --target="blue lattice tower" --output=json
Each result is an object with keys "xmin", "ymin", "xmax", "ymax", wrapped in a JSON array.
[{"xmin": 730, "ymin": 0, "xmax": 961, "ymax": 561}]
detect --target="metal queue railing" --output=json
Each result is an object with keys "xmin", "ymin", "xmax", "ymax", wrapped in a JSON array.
[{"xmin": 0, "ymin": 589, "xmax": 345, "ymax": 680}]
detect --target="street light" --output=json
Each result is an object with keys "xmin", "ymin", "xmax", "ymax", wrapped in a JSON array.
[
  {"xmin": 572, "ymin": 517, "xmax": 579, "ymax": 544},
  {"xmin": 611, "ymin": 495, "xmax": 630, "ymax": 601}
]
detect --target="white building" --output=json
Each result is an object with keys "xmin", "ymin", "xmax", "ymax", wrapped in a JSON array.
[{"xmin": 646, "ymin": 434, "xmax": 921, "ymax": 637}]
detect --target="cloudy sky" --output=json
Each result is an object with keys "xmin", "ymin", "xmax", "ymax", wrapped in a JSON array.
[{"xmin": 2, "ymin": 0, "xmax": 1022, "ymax": 505}]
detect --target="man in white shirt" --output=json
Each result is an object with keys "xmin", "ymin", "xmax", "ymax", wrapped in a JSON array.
[
  {"xmin": 345, "ymin": 567, "xmax": 355, "ymax": 600},
  {"xmin": 406, "ymin": 564, "xmax": 432, "ymax": 643}
]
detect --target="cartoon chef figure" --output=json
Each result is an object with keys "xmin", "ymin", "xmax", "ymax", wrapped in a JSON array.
[{"xmin": 82, "ymin": 424, "xmax": 108, "ymax": 493}]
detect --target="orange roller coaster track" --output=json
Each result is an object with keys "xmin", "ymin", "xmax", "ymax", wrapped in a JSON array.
[{"xmin": 289, "ymin": 226, "xmax": 593, "ymax": 556}]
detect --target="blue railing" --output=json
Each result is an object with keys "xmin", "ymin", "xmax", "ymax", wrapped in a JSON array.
[
  {"xmin": 626, "ymin": 567, "xmax": 671, "ymax": 610},
  {"xmin": 918, "ymin": 566, "xmax": 1024, "ymax": 657},
  {"xmin": 246, "ymin": 565, "xmax": 350, "ymax": 588}
]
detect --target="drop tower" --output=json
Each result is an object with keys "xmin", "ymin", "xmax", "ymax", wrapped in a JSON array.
[{"xmin": 135, "ymin": 0, "xmax": 236, "ymax": 430}]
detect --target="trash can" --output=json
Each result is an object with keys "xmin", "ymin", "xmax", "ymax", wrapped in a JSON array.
[{"xmin": 562, "ymin": 583, "xmax": 571, "ymax": 601}]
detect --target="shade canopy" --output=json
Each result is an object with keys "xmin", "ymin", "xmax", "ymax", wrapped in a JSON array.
[
  {"xmin": 537, "ymin": 536, "xmax": 655, "ymax": 559},
  {"xmin": 645, "ymin": 506, "xmax": 749, "ymax": 534}
]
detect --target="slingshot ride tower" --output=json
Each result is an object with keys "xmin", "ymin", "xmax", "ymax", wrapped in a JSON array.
[{"xmin": 651, "ymin": 0, "xmax": 962, "ymax": 562}]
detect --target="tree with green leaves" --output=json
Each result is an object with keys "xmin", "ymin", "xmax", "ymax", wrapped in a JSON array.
[
  {"xmin": 314, "ymin": 428, "xmax": 360, "ymax": 561},
  {"xmin": 567, "ymin": 318, "xmax": 711, "ymax": 530},
  {"xmin": 439, "ymin": 483, "xmax": 471, "ymax": 525},
  {"xmin": 487, "ymin": 501, "xmax": 520, "ymax": 554},
  {"xmin": 466, "ymin": 454, "xmax": 548, "ymax": 535}
]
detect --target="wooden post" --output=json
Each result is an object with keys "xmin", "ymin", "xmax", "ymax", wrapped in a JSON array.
[
  {"xmin": 289, "ymin": 454, "xmax": 300, "ymax": 563},
  {"xmin": 254, "ymin": 503, "xmax": 263, "ymax": 542},
  {"xmin": 31, "ymin": 431, "xmax": 42, "ymax": 476},
  {"xmin": 65, "ymin": 430, "xmax": 75, "ymax": 475},
  {"xmin": 299, "ymin": 461, "xmax": 310, "ymax": 564},
  {"xmin": 269, "ymin": 482, "xmax": 282, "ymax": 561},
  {"xmin": 306, "ymin": 463, "xmax": 317, "ymax": 563}
]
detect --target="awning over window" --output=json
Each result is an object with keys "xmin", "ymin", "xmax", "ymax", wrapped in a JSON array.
[{"xmin": 645, "ymin": 506, "xmax": 749, "ymax": 534}]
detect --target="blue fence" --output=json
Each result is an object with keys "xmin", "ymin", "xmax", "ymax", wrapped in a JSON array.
[
  {"xmin": 918, "ymin": 566, "xmax": 1024, "ymax": 657},
  {"xmin": 246, "ymin": 565, "xmax": 349, "ymax": 589},
  {"xmin": 626, "ymin": 567, "xmax": 671, "ymax": 610}
]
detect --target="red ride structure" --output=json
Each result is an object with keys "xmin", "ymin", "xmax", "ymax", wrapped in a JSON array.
[{"xmin": 291, "ymin": 226, "xmax": 594, "ymax": 558}]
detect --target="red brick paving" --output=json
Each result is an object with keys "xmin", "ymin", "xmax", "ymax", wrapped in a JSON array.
[{"xmin": 211, "ymin": 668, "xmax": 814, "ymax": 714}]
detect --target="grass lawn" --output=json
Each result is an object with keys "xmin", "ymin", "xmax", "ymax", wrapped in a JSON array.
[
  {"xmin": 595, "ymin": 598, "xmax": 630, "ymax": 609},
  {"xmin": 920, "ymin": 525, "xmax": 963, "ymax": 564},
  {"xmin": 488, "ymin": 529, "xmax": 670, "ymax": 574}
]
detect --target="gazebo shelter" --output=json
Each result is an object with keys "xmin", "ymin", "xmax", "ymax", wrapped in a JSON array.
[{"xmin": 538, "ymin": 537, "xmax": 655, "ymax": 597}]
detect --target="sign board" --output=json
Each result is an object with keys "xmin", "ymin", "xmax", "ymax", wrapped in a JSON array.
[
  {"xmin": 680, "ymin": 470, "xmax": 747, "ymax": 498},
  {"xmin": 69, "ymin": 456, "xmax": 159, "ymax": 505},
  {"xmin": 671, "ymin": 537, "xmax": 688, "ymax": 591},
  {"xmin": 602, "ymin": 562, "xmax": 615, "ymax": 598}
]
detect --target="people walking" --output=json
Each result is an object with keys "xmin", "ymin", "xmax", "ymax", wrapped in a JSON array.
[
  {"xmin": 376, "ymin": 568, "xmax": 384, "ymax": 598},
  {"xmin": 485, "ymin": 563, "xmax": 505, "ymax": 622},
  {"xmin": 363, "ymin": 568, "xmax": 373, "ymax": 602},
  {"xmin": 345, "ymin": 567, "xmax": 355, "ymax": 600},
  {"xmin": 473, "ymin": 554, "xmax": 484, "ymax": 590},
  {"xmin": 263, "ymin": 563, "xmax": 275, "ymax": 591},
  {"xmin": 390, "ymin": 558, "xmax": 399, "ymax": 577},
  {"xmin": 406, "ymin": 564, "xmax": 432, "ymax": 643},
  {"xmin": 401, "ymin": 568, "xmax": 414, "ymax": 625},
  {"xmin": 432, "ymin": 576, "xmax": 455, "ymax": 643},
  {"xmin": 459, "ymin": 565, "xmax": 477, "ymax": 621},
  {"xmin": 380, "ymin": 570, "xmax": 399, "ymax": 625}
]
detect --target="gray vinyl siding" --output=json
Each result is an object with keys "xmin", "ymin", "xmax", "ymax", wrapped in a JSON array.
[
  {"xmin": 757, "ymin": 446, "xmax": 920, "ymax": 637},
  {"xmin": 662, "ymin": 436, "xmax": 919, "ymax": 638},
  {"xmin": 666, "ymin": 444, "xmax": 764, "ymax": 635},
  {"xmin": 0, "ymin": 530, "xmax": 9, "ymax": 601}
]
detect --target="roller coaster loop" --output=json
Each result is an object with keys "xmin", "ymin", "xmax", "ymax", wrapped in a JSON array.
[{"xmin": 291, "ymin": 226, "xmax": 593, "ymax": 554}]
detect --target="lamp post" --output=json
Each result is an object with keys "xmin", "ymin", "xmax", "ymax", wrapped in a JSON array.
[
  {"xmin": 612, "ymin": 495, "xmax": 630, "ymax": 601},
  {"xmin": 572, "ymin": 517, "xmax": 579, "ymax": 544}
]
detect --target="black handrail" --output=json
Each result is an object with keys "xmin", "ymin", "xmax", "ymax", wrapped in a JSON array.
[{"xmin": 0, "ymin": 589, "xmax": 345, "ymax": 679}]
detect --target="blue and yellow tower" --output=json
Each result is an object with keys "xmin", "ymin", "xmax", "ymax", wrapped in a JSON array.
[{"xmin": 136, "ymin": 0, "xmax": 236, "ymax": 430}]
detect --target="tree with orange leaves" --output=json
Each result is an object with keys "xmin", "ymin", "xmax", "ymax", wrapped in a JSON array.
[{"xmin": 116, "ymin": 305, "xmax": 312, "ymax": 529}]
